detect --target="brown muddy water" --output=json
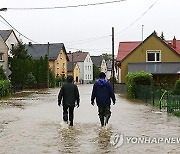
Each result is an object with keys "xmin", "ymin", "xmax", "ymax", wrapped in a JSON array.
[{"xmin": 0, "ymin": 85, "xmax": 179, "ymax": 154}]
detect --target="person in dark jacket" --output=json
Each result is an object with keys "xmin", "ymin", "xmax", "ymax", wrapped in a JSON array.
[
  {"xmin": 91, "ymin": 72, "xmax": 116, "ymax": 127},
  {"xmin": 58, "ymin": 75, "xmax": 80, "ymax": 126}
]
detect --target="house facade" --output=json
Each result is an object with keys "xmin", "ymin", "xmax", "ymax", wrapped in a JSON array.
[
  {"xmin": 0, "ymin": 35, "xmax": 8, "ymax": 70},
  {"xmin": 26, "ymin": 43, "xmax": 69, "ymax": 78},
  {"xmin": 100, "ymin": 59, "xmax": 107, "ymax": 73},
  {"xmin": 116, "ymin": 32, "xmax": 180, "ymax": 84},
  {"xmin": 67, "ymin": 62, "xmax": 80, "ymax": 84},
  {"xmin": 68, "ymin": 51, "xmax": 93, "ymax": 84},
  {"xmin": 0, "ymin": 30, "xmax": 19, "ymax": 56}
]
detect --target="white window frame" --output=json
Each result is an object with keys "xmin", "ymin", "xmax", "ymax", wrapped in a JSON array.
[{"xmin": 146, "ymin": 50, "xmax": 161, "ymax": 62}]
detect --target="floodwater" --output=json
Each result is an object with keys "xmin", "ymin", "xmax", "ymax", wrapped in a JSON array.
[{"xmin": 0, "ymin": 84, "xmax": 179, "ymax": 154}]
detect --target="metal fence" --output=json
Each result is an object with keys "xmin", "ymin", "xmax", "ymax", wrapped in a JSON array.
[
  {"xmin": 167, "ymin": 95, "xmax": 180, "ymax": 113},
  {"xmin": 135, "ymin": 85, "xmax": 180, "ymax": 113}
]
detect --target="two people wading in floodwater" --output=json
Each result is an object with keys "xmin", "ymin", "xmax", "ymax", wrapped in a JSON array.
[{"xmin": 58, "ymin": 72, "xmax": 116, "ymax": 127}]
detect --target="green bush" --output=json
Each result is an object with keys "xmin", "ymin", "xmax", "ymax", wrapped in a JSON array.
[
  {"xmin": 172, "ymin": 111, "xmax": 180, "ymax": 117},
  {"xmin": 127, "ymin": 71, "xmax": 153, "ymax": 98},
  {"xmin": 0, "ymin": 67, "xmax": 7, "ymax": 80},
  {"xmin": 0, "ymin": 80, "xmax": 12, "ymax": 97},
  {"xmin": 27, "ymin": 72, "xmax": 36, "ymax": 84},
  {"xmin": 174, "ymin": 79, "xmax": 180, "ymax": 95},
  {"xmin": 109, "ymin": 77, "xmax": 117, "ymax": 84}
]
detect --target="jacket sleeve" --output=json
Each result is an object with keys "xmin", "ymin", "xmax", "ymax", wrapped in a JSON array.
[
  {"xmin": 91, "ymin": 83, "xmax": 96, "ymax": 102},
  {"xmin": 58, "ymin": 87, "xmax": 63, "ymax": 105},
  {"xmin": 75, "ymin": 85, "xmax": 80, "ymax": 105},
  {"xmin": 108, "ymin": 83, "xmax": 116, "ymax": 103}
]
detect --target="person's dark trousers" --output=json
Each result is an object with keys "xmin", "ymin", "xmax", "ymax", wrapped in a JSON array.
[
  {"xmin": 63, "ymin": 105, "xmax": 75, "ymax": 126},
  {"xmin": 98, "ymin": 105, "xmax": 111, "ymax": 127}
]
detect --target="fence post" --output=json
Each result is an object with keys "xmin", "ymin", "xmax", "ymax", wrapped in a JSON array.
[{"xmin": 152, "ymin": 86, "xmax": 155, "ymax": 106}]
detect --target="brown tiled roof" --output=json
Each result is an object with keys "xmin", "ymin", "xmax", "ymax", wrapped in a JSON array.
[{"xmin": 67, "ymin": 51, "xmax": 88, "ymax": 62}]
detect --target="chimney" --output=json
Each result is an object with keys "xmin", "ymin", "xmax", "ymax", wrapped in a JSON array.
[
  {"xmin": 173, "ymin": 36, "xmax": 176, "ymax": 48},
  {"xmin": 29, "ymin": 42, "xmax": 32, "ymax": 46}
]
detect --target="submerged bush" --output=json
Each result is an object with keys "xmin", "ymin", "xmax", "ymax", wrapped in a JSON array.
[
  {"xmin": 127, "ymin": 71, "xmax": 153, "ymax": 98},
  {"xmin": 174, "ymin": 79, "xmax": 180, "ymax": 95},
  {"xmin": 0, "ymin": 80, "xmax": 12, "ymax": 97}
]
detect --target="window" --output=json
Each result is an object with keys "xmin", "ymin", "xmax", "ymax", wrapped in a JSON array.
[
  {"xmin": 0, "ymin": 53, "xmax": 3, "ymax": 61},
  {"xmin": 57, "ymin": 62, "xmax": 59, "ymax": 69},
  {"xmin": 146, "ymin": 51, "xmax": 161, "ymax": 62},
  {"xmin": 62, "ymin": 63, "xmax": 65, "ymax": 70},
  {"xmin": 60, "ymin": 53, "xmax": 63, "ymax": 59}
]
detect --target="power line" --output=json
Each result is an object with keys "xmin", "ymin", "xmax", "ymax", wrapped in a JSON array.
[
  {"xmin": 65, "ymin": 35, "xmax": 111, "ymax": 45},
  {"xmin": 67, "ymin": 47, "xmax": 111, "ymax": 53},
  {"xmin": 7, "ymin": 0, "xmax": 126, "ymax": 10},
  {"xmin": 0, "ymin": 14, "xmax": 38, "ymax": 43},
  {"xmin": 116, "ymin": 0, "xmax": 159, "ymax": 34},
  {"xmin": 0, "ymin": 18, "xmax": 10, "ymax": 27},
  {"xmin": 0, "ymin": 0, "xmax": 158, "ymax": 49},
  {"xmin": 61, "ymin": 0, "xmax": 159, "ymax": 45}
]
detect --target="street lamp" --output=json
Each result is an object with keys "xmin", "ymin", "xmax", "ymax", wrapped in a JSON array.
[{"xmin": 0, "ymin": 8, "xmax": 7, "ymax": 12}]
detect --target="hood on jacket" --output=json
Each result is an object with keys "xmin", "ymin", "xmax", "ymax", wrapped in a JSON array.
[{"xmin": 97, "ymin": 78, "xmax": 108, "ymax": 86}]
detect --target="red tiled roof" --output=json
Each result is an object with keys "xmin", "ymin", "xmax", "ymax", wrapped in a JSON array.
[
  {"xmin": 164, "ymin": 40, "xmax": 180, "ymax": 54},
  {"xmin": 116, "ymin": 41, "xmax": 141, "ymax": 62}
]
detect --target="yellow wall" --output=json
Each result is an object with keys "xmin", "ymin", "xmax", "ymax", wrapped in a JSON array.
[
  {"xmin": 67, "ymin": 63, "xmax": 80, "ymax": 83},
  {"xmin": 121, "ymin": 35, "xmax": 180, "ymax": 83},
  {"xmin": 73, "ymin": 64, "xmax": 80, "ymax": 83},
  {"xmin": 49, "ymin": 49, "xmax": 68, "ymax": 77}
]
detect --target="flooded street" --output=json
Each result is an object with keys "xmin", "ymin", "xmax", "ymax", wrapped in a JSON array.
[{"xmin": 0, "ymin": 84, "xmax": 180, "ymax": 154}]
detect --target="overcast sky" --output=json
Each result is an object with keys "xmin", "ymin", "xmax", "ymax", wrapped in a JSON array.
[{"xmin": 1, "ymin": 0, "xmax": 180, "ymax": 56}]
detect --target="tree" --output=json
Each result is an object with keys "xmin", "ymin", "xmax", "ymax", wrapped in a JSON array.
[
  {"xmin": 10, "ymin": 41, "xmax": 33, "ymax": 86},
  {"xmin": 160, "ymin": 32, "xmax": 165, "ymax": 40},
  {"xmin": 100, "ymin": 53, "xmax": 112, "ymax": 61},
  {"xmin": 93, "ymin": 64, "xmax": 100, "ymax": 80},
  {"xmin": 11, "ymin": 41, "xmax": 31, "ymax": 59},
  {"xmin": 27, "ymin": 72, "xmax": 36, "ymax": 84}
]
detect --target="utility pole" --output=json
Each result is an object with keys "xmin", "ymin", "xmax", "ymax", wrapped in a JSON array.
[
  {"xmin": 112, "ymin": 27, "xmax": 115, "ymax": 91},
  {"xmin": 47, "ymin": 42, "xmax": 50, "ymax": 88},
  {"xmin": 142, "ymin": 25, "xmax": 144, "ymax": 52},
  {"xmin": 71, "ymin": 52, "xmax": 74, "ymax": 77}
]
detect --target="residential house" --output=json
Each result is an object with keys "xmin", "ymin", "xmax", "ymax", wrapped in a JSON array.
[
  {"xmin": 105, "ymin": 60, "xmax": 118, "ymax": 80},
  {"xmin": 68, "ymin": 51, "xmax": 93, "ymax": 84},
  {"xmin": 67, "ymin": 62, "xmax": 80, "ymax": 84},
  {"xmin": 101, "ymin": 59, "xmax": 107, "ymax": 73},
  {"xmin": 116, "ymin": 31, "xmax": 180, "ymax": 84},
  {"xmin": 91, "ymin": 56, "xmax": 107, "ymax": 74},
  {"xmin": 0, "ymin": 35, "xmax": 8, "ymax": 71},
  {"xmin": 26, "ymin": 43, "xmax": 69, "ymax": 77},
  {"xmin": 0, "ymin": 30, "xmax": 19, "ymax": 56}
]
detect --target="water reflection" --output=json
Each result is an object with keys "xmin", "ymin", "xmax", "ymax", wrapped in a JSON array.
[{"xmin": 58, "ymin": 123, "xmax": 81, "ymax": 153}]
